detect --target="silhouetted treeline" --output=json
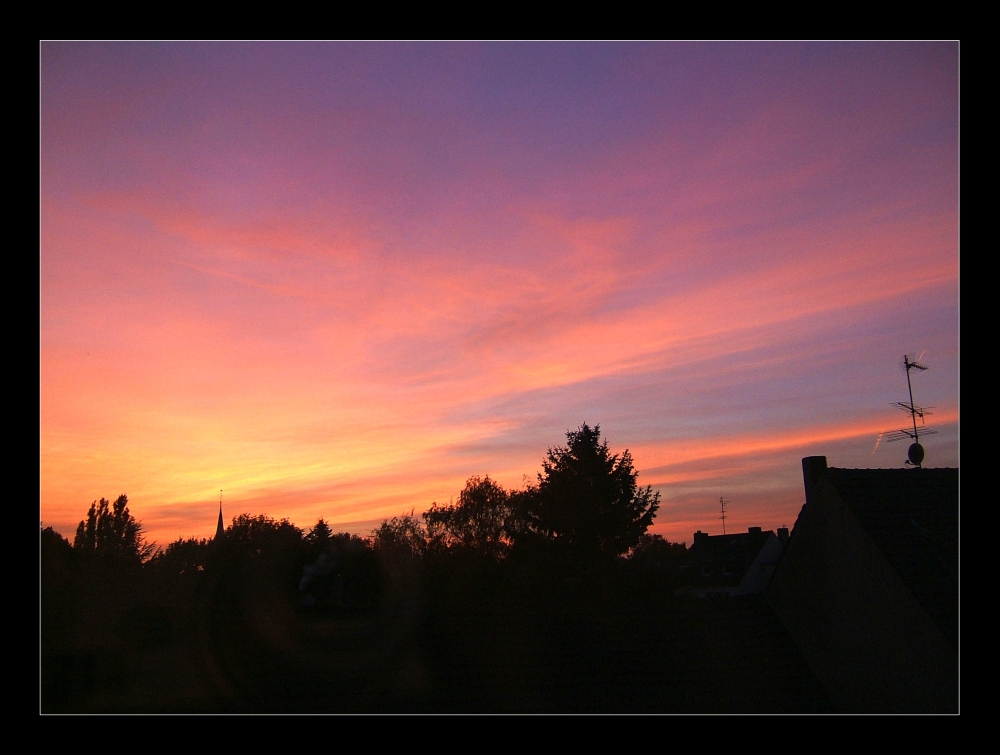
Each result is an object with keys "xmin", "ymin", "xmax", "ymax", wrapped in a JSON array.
[{"xmin": 41, "ymin": 425, "xmax": 828, "ymax": 712}]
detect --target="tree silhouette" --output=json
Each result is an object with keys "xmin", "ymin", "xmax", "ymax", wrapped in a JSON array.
[
  {"xmin": 424, "ymin": 476, "xmax": 514, "ymax": 558},
  {"xmin": 305, "ymin": 518, "xmax": 333, "ymax": 559},
  {"xmin": 629, "ymin": 533, "xmax": 687, "ymax": 567},
  {"xmin": 522, "ymin": 424, "xmax": 659, "ymax": 557},
  {"xmin": 73, "ymin": 495, "xmax": 155, "ymax": 565},
  {"xmin": 299, "ymin": 532, "xmax": 380, "ymax": 613},
  {"xmin": 42, "ymin": 525, "xmax": 74, "ymax": 563},
  {"xmin": 220, "ymin": 513, "xmax": 304, "ymax": 570},
  {"xmin": 307, "ymin": 518, "xmax": 333, "ymax": 546},
  {"xmin": 372, "ymin": 512, "xmax": 426, "ymax": 557},
  {"xmin": 148, "ymin": 537, "xmax": 210, "ymax": 576},
  {"xmin": 225, "ymin": 512, "xmax": 301, "ymax": 541}
]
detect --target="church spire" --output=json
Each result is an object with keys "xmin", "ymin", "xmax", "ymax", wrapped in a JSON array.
[{"xmin": 215, "ymin": 490, "xmax": 225, "ymax": 540}]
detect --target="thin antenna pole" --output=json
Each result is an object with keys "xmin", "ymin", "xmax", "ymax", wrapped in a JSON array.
[
  {"xmin": 719, "ymin": 496, "xmax": 728, "ymax": 535},
  {"xmin": 877, "ymin": 354, "xmax": 933, "ymax": 466},
  {"xmin": 905, "ymin": 356, "xmax": 920, "ymax": 444}
]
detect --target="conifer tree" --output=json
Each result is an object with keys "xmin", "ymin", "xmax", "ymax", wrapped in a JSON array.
[{"xmin": 523, "ymin": 424, "xmax": 659, "ymax": 557}]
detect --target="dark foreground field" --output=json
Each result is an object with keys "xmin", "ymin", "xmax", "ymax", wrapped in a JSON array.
[{"xmin": 42, "ymin": 541, "xmax": 828, "ymax": 713}]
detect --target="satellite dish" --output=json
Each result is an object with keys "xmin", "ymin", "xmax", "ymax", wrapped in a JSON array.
[{"xmin": 908, "ymin": 442, "xmax": 925, "ymax": 466}]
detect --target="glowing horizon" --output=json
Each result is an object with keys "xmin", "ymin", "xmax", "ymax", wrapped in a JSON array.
[{"xmin": 41, "ymin": 42, "xmax": 958, "ymax": 547}]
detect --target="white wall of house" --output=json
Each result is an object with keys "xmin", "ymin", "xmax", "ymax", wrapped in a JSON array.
[{"xmin": 736, "ymin": 533, "xmax": 783, "ymax": 595}]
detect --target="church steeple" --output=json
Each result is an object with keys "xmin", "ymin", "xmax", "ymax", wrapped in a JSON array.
[{"xmin": 215, "ymin": 490, "xmax": 225, "ymax": 540}]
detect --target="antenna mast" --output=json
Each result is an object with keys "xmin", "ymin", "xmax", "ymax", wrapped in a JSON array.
[
  {"xmin": 878, "ymin": 355, "xmax": 936, "ymax": 468},
  {"xmin": 719, "ymin": 496, "xmax": 729, "ymax": 535},
  {"xmin": 904, "ymin": 355, "xmax": 921, "ymax": 445}
]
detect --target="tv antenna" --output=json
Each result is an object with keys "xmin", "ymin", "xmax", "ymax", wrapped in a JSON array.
[
  {"xmin": 878, "ymin": 355, "xmax": 936, "ymax": 467},
  {"xmin": 719, "ymin": 496, "xmax": 729, "ymax": 535}
]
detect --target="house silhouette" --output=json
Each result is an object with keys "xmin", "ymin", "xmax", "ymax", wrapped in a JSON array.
[
  {"xmin": 766, "ymin": 455, "xmax": 958, "ymax": 712},
  {"xmin": 676, "ymin": 526, "xmax": 787, "ymax": 598}
]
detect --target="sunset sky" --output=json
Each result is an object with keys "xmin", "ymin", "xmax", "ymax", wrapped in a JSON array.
[{"xmin": 40, "ymin": 42, "xmax": 958, "ymax": 547}]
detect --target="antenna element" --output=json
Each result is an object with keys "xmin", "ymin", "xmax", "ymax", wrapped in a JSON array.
[{"xmin": 878, "ymin": 355, "xmax": 935, "ymax": 467}]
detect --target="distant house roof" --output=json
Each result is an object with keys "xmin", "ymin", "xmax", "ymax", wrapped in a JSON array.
[
  {"xmin": 822, "ymin": 465, "xmax": 958, "ymax": 647},
  {"xmin": 678, "ymin": 527, "xmax": 785, "ymax": 596}
]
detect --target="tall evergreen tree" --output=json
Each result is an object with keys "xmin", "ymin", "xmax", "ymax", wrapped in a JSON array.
[{"xmin": 522, "ymin": 424, "xmax": 659, "ymax": 557}]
